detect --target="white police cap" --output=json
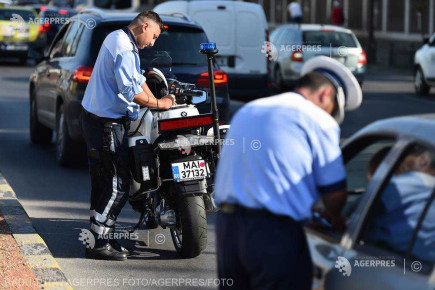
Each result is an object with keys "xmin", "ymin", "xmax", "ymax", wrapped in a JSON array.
[{"xmin": 300, "ymin": 56, "xmax": 362, "ymax": 124}]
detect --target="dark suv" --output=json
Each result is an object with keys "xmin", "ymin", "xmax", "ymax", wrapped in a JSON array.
[{"xmin": 29, "ymin": 10, "xmax": 230, "ymax": 166}]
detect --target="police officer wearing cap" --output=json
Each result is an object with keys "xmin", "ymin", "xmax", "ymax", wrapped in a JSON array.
[
  {"xmin": 214, "ymin": 56, "xmax": 362, "ymax": 289},
  {"xmin": 81, "ymin": 11, "xmax": 176, "ymax": 261}
]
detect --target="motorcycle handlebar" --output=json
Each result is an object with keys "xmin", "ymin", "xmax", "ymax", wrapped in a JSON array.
[{"xmin": 182, "ymin": 90, "xmax": 203, "ymax": 97}]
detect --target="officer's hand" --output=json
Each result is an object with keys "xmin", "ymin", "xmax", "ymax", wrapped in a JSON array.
[{"xmin": 160, "ymin": 94, "xmax": 176, "ymax": 109}]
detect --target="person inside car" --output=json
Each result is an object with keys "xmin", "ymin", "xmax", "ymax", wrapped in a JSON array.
[{"xmin": 367, "ymin": 146, "xmax": 435, "ymax": 262}]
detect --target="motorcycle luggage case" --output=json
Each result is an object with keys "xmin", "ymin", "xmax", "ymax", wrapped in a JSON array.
[{"xmin": 128, "ymin": 136, "xmax": 156, "ymax": 188}]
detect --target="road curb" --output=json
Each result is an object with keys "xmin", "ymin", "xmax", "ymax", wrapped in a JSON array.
[{"xmin": 0, "ymin": 172, "xmax": 73, "ymax": 290}]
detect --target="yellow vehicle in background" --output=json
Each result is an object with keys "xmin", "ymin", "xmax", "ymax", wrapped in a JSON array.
[{"xmin": 0, "ymin": 6, "xmax": 43, "ymax": 64}]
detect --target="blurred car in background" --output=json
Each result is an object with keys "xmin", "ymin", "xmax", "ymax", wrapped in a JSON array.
[
  {"xmin": 0, "ymin": 5, "xmax": 43, "ymax": 63},
  {"xmin": 37, "ymin": 5, "xmax": 76, "ymax": 48},
  {"xmin": 155, "ymin": 0, "xmax": 271, "ymax": 99},
  {"xmin": 270, "ymin": 24, "xmax": 366, "ymax": 91},
  {"xmin": 414, "ymin": 33, "xmax": 435, "ymax": 95},
  {"xmin": 14, "ymin": 0, "xmax": 45, "ymax": 13},
  {"xmin": 29, "ymin": 9, "xmax": 230, "ymax": 165}
]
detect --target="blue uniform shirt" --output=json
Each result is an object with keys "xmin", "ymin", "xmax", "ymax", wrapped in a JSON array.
[
  {"xmin": 368, "ymin": 171, "xmax": 435, "ymax": 262},
  {"xmin": 82, "ymin": 29, "xmax": 145, "ymax": 119},
  {"xmin": 214, "ymin": 92, "xmax": 346, "ymax": 221}
]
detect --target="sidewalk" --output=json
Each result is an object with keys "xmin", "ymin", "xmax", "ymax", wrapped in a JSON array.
[{"xmin": 0, "ymin": 172, "xmax": 72, "ymax": 289}]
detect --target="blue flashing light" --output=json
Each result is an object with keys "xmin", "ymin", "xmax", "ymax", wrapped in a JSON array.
[{"xmin": 200, "ymin": 43, "xmax": 217, "ymax": 51}]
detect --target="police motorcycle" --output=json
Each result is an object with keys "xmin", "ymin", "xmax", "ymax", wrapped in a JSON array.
[{"xmin": 127, "ymin": 47, "xmax": 227, "ymax": 258}]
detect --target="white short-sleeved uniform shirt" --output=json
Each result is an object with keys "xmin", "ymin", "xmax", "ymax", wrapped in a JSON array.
[{"xmin": 214, "ymin": 92, "xmax": 346, "ymax": 221}]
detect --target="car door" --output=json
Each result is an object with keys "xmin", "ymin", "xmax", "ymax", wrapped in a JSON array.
[
  {"xmin": 38, "ymin": 23, "xmax": 69, "ymax": 127},
  {"xmin": 306, "ymin": 136, "xmax": 398, "ymax": 290},
  {"xmin": 325, "ymin": 139, "xmax": 435, "ymax": 289},
  {"xmin": 45, "ymin": 21, "xmax": 82, "ymax": 127}
]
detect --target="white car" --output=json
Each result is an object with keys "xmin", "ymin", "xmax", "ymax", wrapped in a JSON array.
[
  {"xmin": 414, "ymin": 34, "xmax": 435, "ymax": 95},
  {"xmin": 270, "ymin": 24, "xmax": 366, "ymax": 91}
]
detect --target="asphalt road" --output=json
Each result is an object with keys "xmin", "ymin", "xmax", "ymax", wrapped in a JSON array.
[{"xmin": 0, "ymin": 59, "xmax": 434, "ymax": 289}]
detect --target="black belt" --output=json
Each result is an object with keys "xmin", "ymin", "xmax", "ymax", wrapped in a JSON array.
[
  {"xmin": 220, "ymin": 203, "xmax": 298, "ymax": 222},
  {"xmin": 82, "ymin": 108, "xmax": 130, "ymax": 125}
]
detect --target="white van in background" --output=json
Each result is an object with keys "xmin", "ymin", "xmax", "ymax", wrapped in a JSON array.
[
  {"xmin": 75, "ymin": 0, "xmax": 140, "ymax": 13},
  {"xmin": 154, "ymin": 0, "xmax": 271, "ymax": 99}
]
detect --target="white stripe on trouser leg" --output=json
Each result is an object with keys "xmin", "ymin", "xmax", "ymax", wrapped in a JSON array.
[
  {"xmin": 91, "ymin": 223, "xmax": 113, "ymax": 235},
  {"xmin": 102, "ymin": 127, "xmax": 119, "ymax": 219},
  {"xmin": 94, "ymin": 211, "xmax": 115, "ymax": 226}
]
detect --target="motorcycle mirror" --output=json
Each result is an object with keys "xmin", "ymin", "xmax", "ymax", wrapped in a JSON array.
[{"xmin": 191, "ymin": 90, "xmax": 207, "ymax": 105}]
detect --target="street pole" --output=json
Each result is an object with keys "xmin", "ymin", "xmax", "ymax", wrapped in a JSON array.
[{"xmin": 368, "ymin": 0, "xmax": 376, "ymax": 64}]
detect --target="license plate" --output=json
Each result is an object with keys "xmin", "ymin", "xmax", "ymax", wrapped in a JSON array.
[
  {"xmin": 17, "ymin": 32, "xmax": 29, "ymax": 39},
  {"xmin": 215, "ymin": 56, "xmax": 228, "ymax": 67},
  {"xmin": 172, "ymin": 160, "xmax": 208, "ymax": 182},
  {"xmin": 6, "ymin": 44, "xmax": 28, "ymax": 51}
]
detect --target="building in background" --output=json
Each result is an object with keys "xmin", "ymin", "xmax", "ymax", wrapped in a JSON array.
[{"xmin": 142, "ymin": 0, "xmax": 432, "ymax": 67}]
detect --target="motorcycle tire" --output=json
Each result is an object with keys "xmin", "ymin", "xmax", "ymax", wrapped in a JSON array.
[{"xmin": 170, "ymin": 196, "xmax": 207, "ymax": 258}]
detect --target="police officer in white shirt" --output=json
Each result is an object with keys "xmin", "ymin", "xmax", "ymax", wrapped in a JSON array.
[{"xmin": 214, "ymin": 56, "xmax": 362, "ymax": 289}]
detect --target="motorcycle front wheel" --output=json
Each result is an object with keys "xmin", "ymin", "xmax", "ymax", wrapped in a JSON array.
[{"xmin": 170, "ymin": 196, "xmax": 207, "ymax": 258}]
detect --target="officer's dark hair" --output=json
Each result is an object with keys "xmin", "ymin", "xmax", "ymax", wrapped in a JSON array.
[
  {"xmin": 132, "ymin": 11, "xmax": 164, "ymax": 31},
  {"xmin": 294, "ymin": 71, "xmax": 337, "ymax": 95}
]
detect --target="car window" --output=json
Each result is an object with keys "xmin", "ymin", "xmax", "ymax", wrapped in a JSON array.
[
  {"xmin": 142, "ymin": 26, "xmax": 208, "ymax": 67},
  {"xmin": 61, "ymin": 20, "xmax": 81, "ymax": 57},
  {"xmin": 69, "ymin": 23, "xmax": 86, "ymax": 56},
  {"xmin": 270, "ymin": 27, "xmax": 283, "ymax": 45},
  {"xmin": 359, "ymin": 144, "xmax": 435, "ymax": 263},
  {"xmin": 50, "ymin": 35, "xmax": 64, "ymax": 58},
  {"xmin": 302, "ymin": 31, "xmax": 358, "ymax": 47},
  {"xmin": 48, "ymin": 22, "xmax": 69, "ymax": 58},
  {"xmin": 278, "ymin": 28, "xmax": 300, "ymax": 45},
  {"xmin": 342, "ymin": 139, "xmax": 396, "ymax": 218},
  {"xmin": 91, "ymin": 24, "xmax": 208, "ymax": 67}
]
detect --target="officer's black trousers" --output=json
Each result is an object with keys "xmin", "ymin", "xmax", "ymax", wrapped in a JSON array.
[
  {"xmin": 216, "ymin": 208, "xmax": 313, "ymax": 290},
  {"xmin": 81, "ymin": 110, "xmax": 131, "ymax": 235}
]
